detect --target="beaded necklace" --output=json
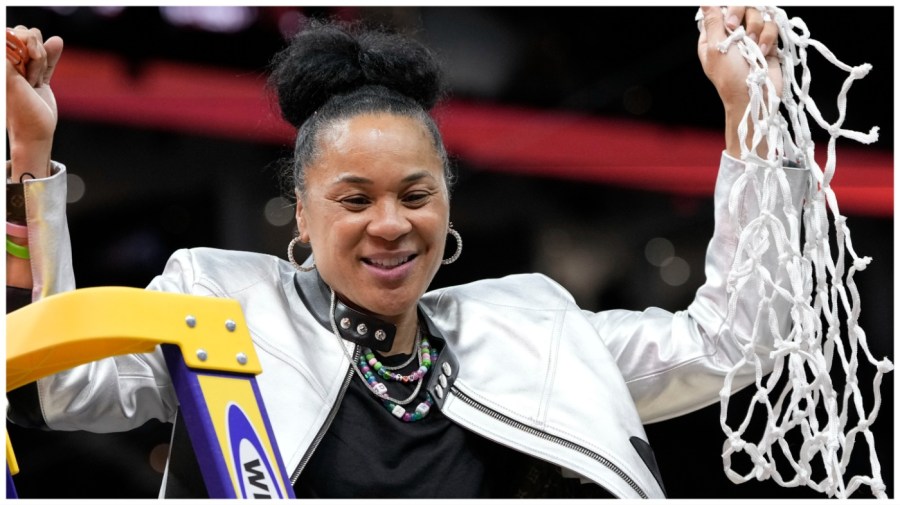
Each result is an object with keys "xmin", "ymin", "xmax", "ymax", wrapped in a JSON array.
[
  {"xmin": 363, "ymin": 337, "xmax": 433, "ymax": 382},
  {"xmin": 359, "ymin": 343, "xmax": 438, "ymax": 422},
  {"xmin": 379, "ymin": 332, "xmax": 420, "ymax": 371},
  {"xmin": 328, "ymin": 290, "xmax": 437, "ymax": 422}
]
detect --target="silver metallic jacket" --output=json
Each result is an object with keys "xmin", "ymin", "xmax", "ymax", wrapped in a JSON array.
[{"xmin": 17, "ymin": 154, "xmax": 807, "ymax": 498}]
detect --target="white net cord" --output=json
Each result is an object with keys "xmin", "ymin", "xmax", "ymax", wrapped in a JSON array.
[{"xmin": 696, "ymin": 6, "xmax": 893, "ymax": 499}]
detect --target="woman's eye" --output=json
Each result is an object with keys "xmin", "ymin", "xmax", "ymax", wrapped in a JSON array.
[
  {"xmin": 403, "ymin": 192, "xmax": 431, "ymax": 206},
  {"xmin": 340, "ymin": 196, "xmax": 370, "ymax": 208}
]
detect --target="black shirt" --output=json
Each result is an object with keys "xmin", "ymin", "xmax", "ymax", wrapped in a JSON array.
[
  {"xmin": 293, "ymin": 340, "xmax": 523, "ymax": 497},
  {"xmin": 293, "ymin": 338, "xmax": 614, "ymax": 498}
]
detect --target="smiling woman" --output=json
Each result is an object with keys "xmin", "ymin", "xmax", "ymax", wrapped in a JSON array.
[
  {"xmin": 269, "ymin": 20, "xmax": 455, "ymax": 356},
  {"xmin": 296, "ymin": 114, "xmax": 450, "ymax": 338},
  {"xmin": 4, "ymin": 8, "xmax": 890, "ymax": 499}
]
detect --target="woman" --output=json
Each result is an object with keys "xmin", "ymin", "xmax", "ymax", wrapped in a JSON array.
[{"xmin": 7, "ymin": 7, "xmax": 796, "ymax": 498}]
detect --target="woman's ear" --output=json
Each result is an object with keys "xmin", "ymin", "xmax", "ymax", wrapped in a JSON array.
[{"xmin": 295, "ymin": 189, "xmax": 309, "ymax": 242}]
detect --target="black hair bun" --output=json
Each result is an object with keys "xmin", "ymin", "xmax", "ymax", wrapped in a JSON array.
[{"xmin": 270, "ymin": 20, "xmax": 444, "ymax": 129}]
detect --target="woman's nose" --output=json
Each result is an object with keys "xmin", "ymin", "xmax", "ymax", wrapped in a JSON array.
[{"xmin": 366, "ymin": 200, "xmax": 412, "ymax": 241}]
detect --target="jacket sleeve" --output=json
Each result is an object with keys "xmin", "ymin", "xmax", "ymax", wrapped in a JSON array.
[
  {"xmin": 586, "ymin": 152, "xmax": 809, "ymax": 424},
  {"xmin": 8, "ymin": 161, "xmax": 76, "ymax": 301},
  {"xmin": 6, "ymin": 162, "xmax": 79, "ymax": 430},
  {"xmin": 30, "ymin": 252, "xmax": 211, "ymax": 432},
  {"xmin": 5, "ymin": 165, "xmax": 197, "ymax": 432}
]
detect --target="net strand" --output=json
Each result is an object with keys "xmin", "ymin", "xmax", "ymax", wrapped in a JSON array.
[{"xmin": 698, "ymin": 6, "xmax": 892, "ymax": 499}]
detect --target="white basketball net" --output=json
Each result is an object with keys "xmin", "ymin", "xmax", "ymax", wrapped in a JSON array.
[{"xmin": 697, "ymin": 6, "xmax": 893, "ymax": 498}]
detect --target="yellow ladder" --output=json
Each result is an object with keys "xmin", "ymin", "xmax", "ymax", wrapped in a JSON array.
[{"xmin": 6, "ymin": 287, "xmax": 293, "ymax": 498}]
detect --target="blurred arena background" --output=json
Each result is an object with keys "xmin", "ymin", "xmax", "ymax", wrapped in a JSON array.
[{"xmin": 4, "ymin": 5, "xmax": 893, "ymax": 498}]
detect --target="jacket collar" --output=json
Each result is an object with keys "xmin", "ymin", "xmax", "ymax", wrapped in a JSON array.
[
  {"xmin": 292, "ymin": 270, "xmax": 397, "ymax": 352},
  {"xmin": 291, "ymin": 269, "xmax": 459, "ymax": 409}
]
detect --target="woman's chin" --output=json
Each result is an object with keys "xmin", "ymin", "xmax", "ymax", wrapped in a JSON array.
[
  {"xmin": 354, "ymin": 261, "xmax": 438, "ymax": 314},
  {"xmin": 360, "ymin": 295, "xmax": 418, "ymax": 321}
]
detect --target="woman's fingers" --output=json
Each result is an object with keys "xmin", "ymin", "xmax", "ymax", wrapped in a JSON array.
[
  {"xmin": 42, "ymin": 36, "xmax": 63, "ymax": 86},
  {"xmin": 10, "ymin": 25, "xmax": 48, "ymax": 87},
  {"xmin": 723, "ymin": 6, "xmax": 746, "ymax": 31},
  {"xmin": 743, "ymin": 7, "xmax": 765, "ymax": 44},
  {"xmin": 728, "ymin": 7, "xmax": 779, "ymax": 56},
  {"xmin": 759, "ymin": 17, "xmax": 779, "ymax": 56},
  {"xmin": 699, "ymin": 6, "xmax": 727, "ymax": 49},
  {"xmin": 6, "ymin": 28, "xmax": 28, "ymax": 76}
]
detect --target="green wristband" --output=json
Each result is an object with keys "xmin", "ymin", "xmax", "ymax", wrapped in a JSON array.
[{"xmin": 6, "ymin": 237, "xmax": 30, "ymax": 260}]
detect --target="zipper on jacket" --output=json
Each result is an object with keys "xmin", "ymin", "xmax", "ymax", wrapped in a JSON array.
[
  {"xmin": 290, "ymin": 345, "xmax": 359, "ymax": 486},
  {"xmin": 450, "ymin": 385, "xmax": 648, "ymax": 499}
]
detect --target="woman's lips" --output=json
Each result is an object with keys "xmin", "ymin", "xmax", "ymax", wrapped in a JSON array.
[
  {"xmin": 361, "ymin": 254, "xmax": 418, "ymax": 283},
  {"xmin": 362, "ymin": 254, "xmax": 415, "ymax": 268}
]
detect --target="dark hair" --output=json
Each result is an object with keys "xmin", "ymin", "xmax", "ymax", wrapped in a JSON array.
[{"xmin": 268, "ymin": 20, "xmax": 451, "ymax": 199}]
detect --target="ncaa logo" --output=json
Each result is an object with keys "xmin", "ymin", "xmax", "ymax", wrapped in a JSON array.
[{"xmin": 227, "ymin": 403, "xmax": 284, "ymax": 498}]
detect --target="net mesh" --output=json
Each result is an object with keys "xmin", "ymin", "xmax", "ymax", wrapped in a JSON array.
[{"xmin": 696, "ymin": 6, "xmax": 893, "ymax": 499}]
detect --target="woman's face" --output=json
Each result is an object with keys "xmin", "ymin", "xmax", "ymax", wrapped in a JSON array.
[{"xmin": 296, "ymin": 112, "xmax": 450, "ymax": 321}]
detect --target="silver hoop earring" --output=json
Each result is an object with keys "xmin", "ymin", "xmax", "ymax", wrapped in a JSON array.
[
  {"xmin": 288, "ymin": 236, "xmax": 316, "ymax": 272},
  {"xmin": 442, "ymin": 223, "xmax": 463, "ymax": 265}
]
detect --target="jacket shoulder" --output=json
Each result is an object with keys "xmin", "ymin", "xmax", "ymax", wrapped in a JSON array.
[
  {"xmin": 157, "ymin": 247, "xmax": 291, "ymax": 298},
  {"xmin": 424, "ymin": 273, "xmax": 575, "ymax": 310}
]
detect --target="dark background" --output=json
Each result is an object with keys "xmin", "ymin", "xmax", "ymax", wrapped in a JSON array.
[{"xmin": 5, "ymin": 6, "xmax": 893, "ymax": 498}]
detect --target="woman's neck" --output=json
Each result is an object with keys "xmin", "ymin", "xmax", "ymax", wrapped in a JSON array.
[{"xmin": 382, "ymin": 310, "xmax": 419, "ymax": 357}]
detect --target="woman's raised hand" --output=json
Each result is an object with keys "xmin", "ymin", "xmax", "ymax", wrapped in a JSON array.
[
  {"xmin": 698, "ymin": 6, "xmax": 781, "ymax": 108},
  {"xmin": 697, "ymin": 7, "xmax": 781, "ymax": 158},
  {"xmin": 6, "ymin": 26, "xmax": 63, "ymax": 180}
]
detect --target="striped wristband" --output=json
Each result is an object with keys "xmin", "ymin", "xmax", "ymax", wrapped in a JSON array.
[{"xmin": 6, "ymin": 221, "xmax": 28, "ymax": 239}]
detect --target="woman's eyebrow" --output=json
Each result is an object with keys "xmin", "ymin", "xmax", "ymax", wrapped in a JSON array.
[
  {"xmin": 401, "ymin": 171, "xmax": 437, "ymax": 184},
  {"xmin": 333, "ymin": 171, "xmax": 436, "ymax": 185},
  {"xmin": 334, "ymin": 174, "xmax": 373, "ymax": 185}
]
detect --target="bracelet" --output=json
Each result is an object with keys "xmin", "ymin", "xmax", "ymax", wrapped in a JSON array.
[
  {"xmin": 6, "ymin": 237, "xmax": 30, "ymax": 260},
  {"xmin": 6, "ymin": 221, "xmax": 28, "ymax": 239}
]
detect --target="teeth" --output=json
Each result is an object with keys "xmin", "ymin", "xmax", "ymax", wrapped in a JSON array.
[{"xmin": 368, "ymin": 256, "xmax": 410, "ymax": 268}]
